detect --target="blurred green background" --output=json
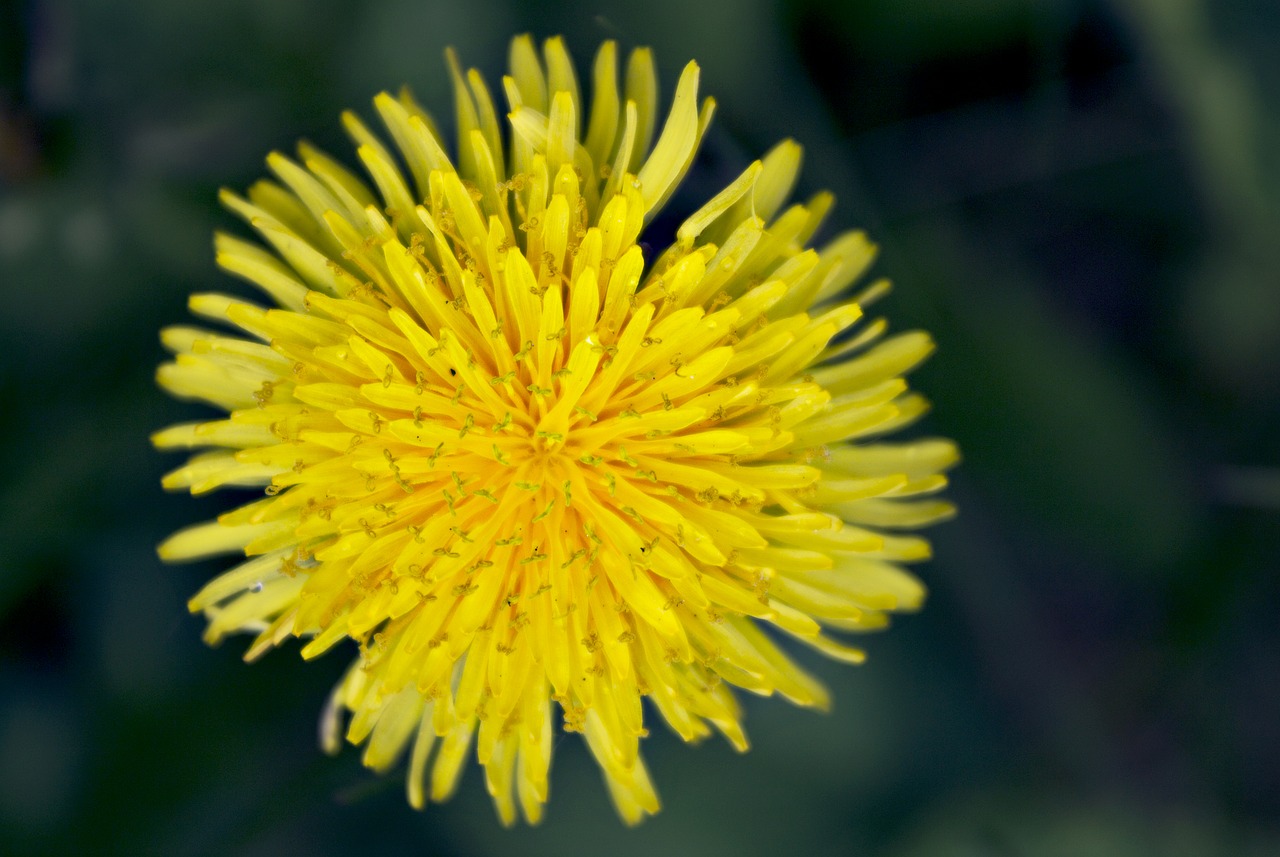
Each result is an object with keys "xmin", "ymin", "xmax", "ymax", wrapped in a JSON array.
[{"xmin": 2, "ymin": 0, "xmax": 1278, "ymax": 854}]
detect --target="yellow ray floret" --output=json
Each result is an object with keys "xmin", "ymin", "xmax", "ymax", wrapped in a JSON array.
[{"xmin": 154, "ymin": 34, "xmax": 957, "ymax": 826}]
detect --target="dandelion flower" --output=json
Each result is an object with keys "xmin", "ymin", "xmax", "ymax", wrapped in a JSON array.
[{"xmin": 154, "ymin": 35, "xmax": 957, "ymax": 825}]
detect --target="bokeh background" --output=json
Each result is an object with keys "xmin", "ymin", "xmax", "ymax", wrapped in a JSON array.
[{"xmin": 2, "ymin": 0, "xmax": 1278, "ymax": 854}]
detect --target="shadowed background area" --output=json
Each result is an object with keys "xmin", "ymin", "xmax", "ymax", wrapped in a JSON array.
[{"xmin": 2, "ymin": 0, "xmax": 1278, "ymax": 854}]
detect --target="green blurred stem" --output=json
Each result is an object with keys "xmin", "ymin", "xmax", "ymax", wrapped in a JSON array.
[{"xmin": 1113, "ymin": 0, "xmax": 1275, "ymax": 231}]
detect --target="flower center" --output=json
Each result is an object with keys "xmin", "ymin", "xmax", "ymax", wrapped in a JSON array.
[{"xmin": 532, "ymin": 413, "xmax": 570, "ymax": 456}]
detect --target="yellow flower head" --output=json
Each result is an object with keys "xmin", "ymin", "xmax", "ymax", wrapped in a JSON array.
[{"xmin": 154, "ymin": 35, "xmax": 957, "ymax": 825}]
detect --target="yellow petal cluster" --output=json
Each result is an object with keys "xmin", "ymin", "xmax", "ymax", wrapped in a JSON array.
[{"xmin": 154, "ymin": 35, "xmax": 957, "ymax": 825}]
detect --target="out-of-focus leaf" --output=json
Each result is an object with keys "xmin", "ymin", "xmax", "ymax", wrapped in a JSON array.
[{"xmin": 898, "ymin": 226, "xmax": 1199, "ymax": 571}]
